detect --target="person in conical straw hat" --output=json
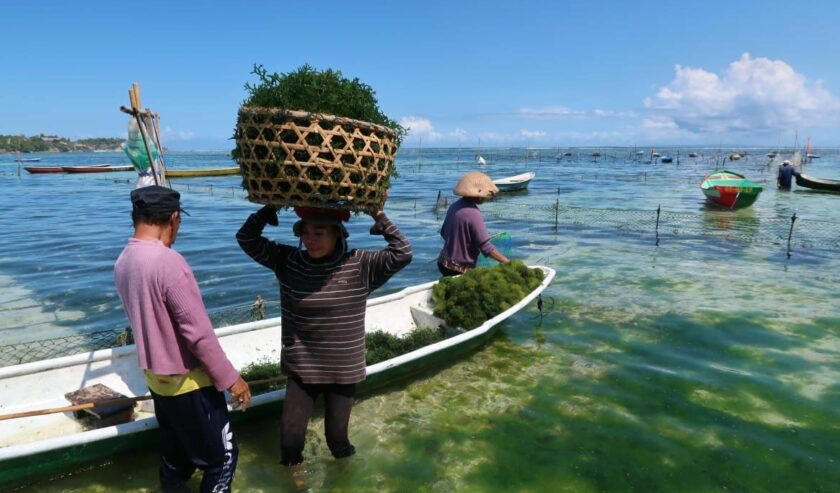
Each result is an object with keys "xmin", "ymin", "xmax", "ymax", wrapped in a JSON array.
[{"xmin": 437, "ymin": 171, "xmax": 510, "ymax": 276}]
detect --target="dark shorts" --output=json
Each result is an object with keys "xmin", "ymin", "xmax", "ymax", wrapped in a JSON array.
[{"xmin": 151, "ymin": 386, "xmax": 238, "ymax": 493}]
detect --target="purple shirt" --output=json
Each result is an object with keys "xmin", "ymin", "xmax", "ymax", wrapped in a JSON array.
[
  {"xmin": 440, "ymin": 198, "xmax": 496, "ymax": 267},
  {"xmin": 114, "ymin": 238, "xmax": 238, "ymax": 391}
]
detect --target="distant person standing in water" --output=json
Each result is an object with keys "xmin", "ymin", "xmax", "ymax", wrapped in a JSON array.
[
  {"xmin": 778, "ymin": 160, "xmax": 801, "ymax": 190},
  {"xmin": 438, "ymin": 171, "xmax": 510, "ymax": 276},
  {"xmin": 114, "ymin": 186, "xmax": 251, "ymax": 493}
]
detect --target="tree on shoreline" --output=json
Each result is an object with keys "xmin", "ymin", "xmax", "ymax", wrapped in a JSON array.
[{"xmin": 0, "ymin": 134, "xmax": 123, "ymax": 153}]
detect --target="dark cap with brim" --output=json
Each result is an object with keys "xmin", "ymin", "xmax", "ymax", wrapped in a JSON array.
[{"xmin": 130, "ymin": 185, "xmax": 190, "ymax": 216}]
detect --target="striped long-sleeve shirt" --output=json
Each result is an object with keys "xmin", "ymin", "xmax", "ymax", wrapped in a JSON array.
[{"xmin": 236, "ymin": 212, "xmax": 412, "ymax": 384}]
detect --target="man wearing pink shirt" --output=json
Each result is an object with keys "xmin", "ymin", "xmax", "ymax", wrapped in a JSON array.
[{"xmin": 114, "ymin": 186, "xmax": 250, "ymax": 493}]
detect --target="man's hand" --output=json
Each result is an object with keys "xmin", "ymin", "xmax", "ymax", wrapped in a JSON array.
[
  {"xmin": 255, "ymin": 205, "xmax": 278, "ymax": 226},
  {"xmin": 228, "ymin": 376, "xmax": 252, "ymax": 411}
]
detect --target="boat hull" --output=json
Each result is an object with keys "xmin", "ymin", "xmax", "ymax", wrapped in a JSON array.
[
  {"xmin": 23, "ymin": 166, "xmax": 64, "ymax": 174},
  {"xmin": 167, "ymin": 167, "xmax": 241, "ymax": 177},
  {"xmin": 492, "ymin": 172, "xmax": 535, "ymax": 192},
  {"xmin": 702, "ymin": 187, "xmax": 761, "ymax": 208},
  {"xmin": 0, "ymin": 267, "xmax": 555, "ymax": 486},
  {"xmin": 795, "ymin": 173, "xmax": 840, "ymax": 192},
  {"xmin": 700, "ymin": 170, "xmax": 762, "ymax": 209},
  {"xmin": 62, "ymin": 165, "xmax": 133, "ymax": 173}
]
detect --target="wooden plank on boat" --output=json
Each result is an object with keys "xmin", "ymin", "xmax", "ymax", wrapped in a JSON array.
[{"xmin": 64, "ymin": 384, "xmax": 134, "ymax": 426}]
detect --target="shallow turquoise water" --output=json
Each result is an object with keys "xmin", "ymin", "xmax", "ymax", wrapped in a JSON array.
[{"xmin": 2, "ymin": 148, "xmax": 839, "ymax": 491}]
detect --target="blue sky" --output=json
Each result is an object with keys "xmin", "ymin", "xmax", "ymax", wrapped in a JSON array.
[{"xmin": 2, "ymin": 1, "xmax": 839, "ymax": 149}]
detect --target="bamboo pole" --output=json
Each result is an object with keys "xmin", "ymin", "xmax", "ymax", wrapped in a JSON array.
[
  {"xmin": 120, "ymin": 83, "xmax": 161, "ymax": 186},
  {"xmin": 147, "ymin": 110, "xmax": 169, "ymax": 184},
  {"xmin": 0, "ymin": 376, "xmax": 287, "ymax": 422}
]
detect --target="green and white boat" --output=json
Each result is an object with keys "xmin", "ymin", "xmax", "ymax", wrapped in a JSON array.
[{"xmin": 0, "ymin": 266, "xmax": 554, "ymax": 487}]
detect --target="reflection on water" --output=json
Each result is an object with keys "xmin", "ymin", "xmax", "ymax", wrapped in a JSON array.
[
  {"xmin": 3, "ymin": 149, "xmax": 840, "ymax": 491},
  {"xmin": 701, "ymin": 205, "xmax": 761, "ymax": 238}
]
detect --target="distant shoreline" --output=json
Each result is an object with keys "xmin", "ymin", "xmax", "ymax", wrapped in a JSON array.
[{"xmin": 1, "ymin": 149, "xmax": 123, "ymax": 154}]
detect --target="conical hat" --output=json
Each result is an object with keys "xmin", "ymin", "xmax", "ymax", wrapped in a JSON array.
[{"xmin": 453, "ymin": 171, "xmax": 498, "ymax": 198}]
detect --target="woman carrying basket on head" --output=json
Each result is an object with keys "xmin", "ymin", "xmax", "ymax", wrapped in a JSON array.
[
  {"xmin": 438, "ymin": 171, "xmax": 510, "ymax": 276},
  {"xmin": 236, "ymin": 205, "xmax": 412, "ymax": 467}
]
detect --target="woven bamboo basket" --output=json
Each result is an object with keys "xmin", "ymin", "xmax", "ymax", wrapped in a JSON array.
[{"xmin": 235, "ymin": 107, "xmax": 399, "ymax": 212}]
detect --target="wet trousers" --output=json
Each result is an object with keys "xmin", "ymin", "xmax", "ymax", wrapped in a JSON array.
[
  {"xmin": 281, "ymin": 376, "xmax": 357, "ymax": 466},
  {"xmin": 150, "ymin": 387, "xmax": 238, "ymax": 493}
]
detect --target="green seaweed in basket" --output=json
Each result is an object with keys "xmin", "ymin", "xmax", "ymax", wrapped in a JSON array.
[{"xmin": 242, "ymin": 64, "xmax": 406, "ymax": 146}]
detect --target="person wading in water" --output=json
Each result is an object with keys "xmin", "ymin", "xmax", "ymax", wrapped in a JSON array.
[
  {"xmin": 438, "ymin": 171, "xmax": 510, "ymax": 276},
  {"xmin": 115, "ymin": 185, "xmax": 251, "ymax": 493},
  {"xmin": 237, "ymin": 205, "xmax": 412, "ymax": 467}
]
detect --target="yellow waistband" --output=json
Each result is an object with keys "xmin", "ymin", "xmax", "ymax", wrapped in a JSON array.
[{"xmin": 144, "ymin": 368, "xmax": 213, "ymax": 396}]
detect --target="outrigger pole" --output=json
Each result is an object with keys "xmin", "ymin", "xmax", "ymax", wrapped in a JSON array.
[{"xmin": 0, "ymin": 376, "xmax": 286, "ymax": 421}]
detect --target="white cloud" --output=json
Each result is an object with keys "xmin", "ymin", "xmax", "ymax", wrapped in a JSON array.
[
  {"xmin": 644, "ymin": 53, "xmax": 840, "ymax": 135},
  {"xmin": 593, "ymin": 108, "xmax": 637, "ymax": 118},
  {"xmin": 641, "ymin": 118, "xmax": 679, "ymax": 130},
  {"xmin": 520, "ymin": 129, "xmax": 547, "ymax": 139},
  {"xmin": 448, "ymin": 128, "xmax": 469, "ymax": 141},
  {"xmin": 400, "ymin": 116, "xmax": 441, "ymax": 141},
  {"xmin": 517, "ymin": 106, "xmax": 584, "ymax": 118},
  {"xmin": 163, "ymin": 127, "xmax": 195, "ymax": 141},
  {"xmin": 516, "ymin": 106, "xmax": 635, "ymax": 119}
]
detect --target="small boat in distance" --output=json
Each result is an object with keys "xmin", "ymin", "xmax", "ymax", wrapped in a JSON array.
[
  {"xmin": 476, "ymin": 155, "xmax": 487, "ymax": 166},
  {"xmin": 700, "ymin": 170, "xmax": 763, "ymax": 209},
  {"xmin": 688, "ymin": 152, "xmax": 699, "ymax": 158},
  {"xmin": 492, "ymin": 171, "xmax": 536, "ymax": 192},
  {"xmin": 24, "ymin": 164, "xmax": 111, "ymax": 174},
  {"xmin": 15, "ymin": 157, "xmax": 41, "ymax": 163},
  {"xmin": 62, "ymin": 165, "xmax": 133, "ymax": 173},
  {"xmin": 167, "ymin": 167, "xmax": 241, "ymax": 178},
  {"xmin": 660, "ymin": 156, "xmax": 673, "ymax": 163},
  {"xmin": 24, "ymin": 166, "xmax": 65, "ymax": 174},
  {"xmin": 795, "ymin": 173, "xmax": 840, "ymax": 193},
  {"xmin": 729, "ymin": 153, "xmax": 742, "ymax": 161}
]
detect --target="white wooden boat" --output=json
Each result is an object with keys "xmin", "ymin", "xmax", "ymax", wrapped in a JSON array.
[
  {"xmin": 0, "ymin": 266, "xmax": 554, "ymax": 486},
  {"xmin": 492, "ymin": 171, "xmax": 536, "ymax": 192}
]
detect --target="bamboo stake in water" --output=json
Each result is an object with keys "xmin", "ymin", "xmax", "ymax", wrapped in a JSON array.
[
  {"xmin": 787, "ymin": 212, "xmax": 798, "ymax": 258},
  {"xmin": 655, "ymin": 205, "xmax": 661, "ymax": 246}
]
